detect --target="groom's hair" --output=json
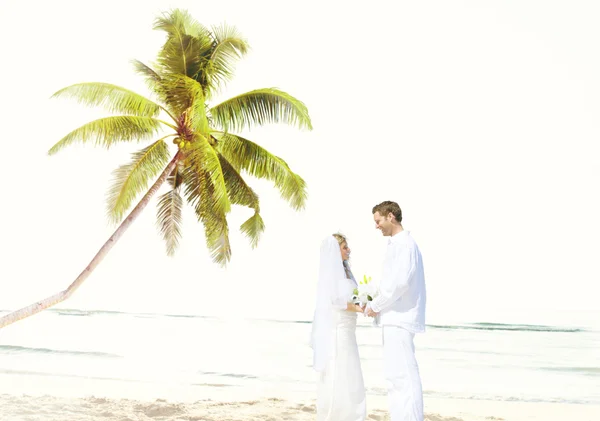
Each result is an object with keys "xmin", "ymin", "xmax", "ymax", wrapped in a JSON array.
[{"xmin": 372, "ymin": 201, "xmax": 402, "ymax": 223}]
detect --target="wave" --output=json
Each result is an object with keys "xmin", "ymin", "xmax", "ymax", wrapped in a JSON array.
[
  {"xmin": 198, "ymin": 370, "xmax": 258, "ymax": 379},
  {"xmin": 426, "ymin": 322, "xmax": 584, "ymax": 333},
  {"xmin": 0, "ymin": 345, "xmax": 122, "ymax": 359},
  {"xmin": 420, "ymin": 390, "xmax": 599, "ymax": 405},
  {"xmin": 365, "ymin": 388, "xmax": 599, "ymax": 405},
  {"xmin": 540, "ymin": 366, "xmax": 600, "ymax": 376},
  {"xmin": 0, "ymin": 368, "xmax": 147, "ymax": 383},
  {"xmin": 0, "ymin": 308, "xmax": 218, "ymax": 320},
  {"xmin": 0, "ymin": 308, "xmax": 587, "ymax": 333}
]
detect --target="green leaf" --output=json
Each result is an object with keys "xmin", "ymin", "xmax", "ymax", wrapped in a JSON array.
[
  {"xmin": 186, "ymin": 134, "xmax": 230, "ymax": 215},
  {"xmin": 205, "ymin": 24, "xmax": 249, "ymax": 94},
  {"xmin": 215, "ymin": 132, "xmax": 307, "ymax": 210},
  {"xmin": 48, "ymin": 116, "xmax": 164, "ymax": 155},
  {"xmin": 219, "ymin": 154, "xmax": 264, "ymax": 247},
  {"xmin": 182, "ymin": 135, "xmax": 232, "ymax": 264},
  {"xmin": 132, "ymin": 59, "xmax": 162, "ymax": 88},
  {"xmin": 218, "ymin": 154, "xmax": 259, "ymax": 209},
  {"xmin": 210, "ymin": 88, "xmax": 312, "ymax": 132},
  {"xmin": 153, "ymin": 9, "xmax": 212, "ymax": 77},
  {"xmin": 205, "ymin": 212, "xmax": 231, "ymax": 266},
  {"xmin": 240, "ymin": 212, "xmax": 265, "ymax": 249},
  {"xmin": 189, "ymin": 84, "xmax": 208, "ymax": 136},
  {"xmin": 182, "ymin": 166, "xmax": 231, "ymax": 265},
  {"xmin": 52, "ymin": 83, "xmax": 162, "ymax": 117},
  {"xmin": 155, "ymin": 74, "xmax": 207, "ymax": 132},
  {"xmin": 106, "ymin": 140, "xmax": 171, "ymax": 223},
  {"xmin": 156, "ymin": 187, "xmax": 184, "ymax": 256},
  {"xmin": 154, "ymin": 9, "xmax": 211, "ymax": 40}
]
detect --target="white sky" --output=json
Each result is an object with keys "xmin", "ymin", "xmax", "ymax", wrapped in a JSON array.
[{"xmin": 0, "ymin": 0, "xmax": 599, "ymax": 327}]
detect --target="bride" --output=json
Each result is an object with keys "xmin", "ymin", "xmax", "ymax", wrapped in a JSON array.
[{"xmin": 311, "ymin": 233, "xmax": 366, "ymax": 421}]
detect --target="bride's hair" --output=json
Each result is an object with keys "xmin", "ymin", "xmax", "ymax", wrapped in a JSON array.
[
  {"xmin": 332, "ymin": 233, "xmax": 347, "ymax": 245},
  {"xmin": 333, "ymin": 233, "xmax": 352, "ymax": 278}
]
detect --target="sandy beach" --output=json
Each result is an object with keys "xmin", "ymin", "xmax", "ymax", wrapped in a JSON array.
[
  {"xmin": 1, "ymin": 311, "xmax": 599, "ymax": 421},
  {"xmin": 1, "ymin": 392, "xmax": 599, "ymax": 421}
]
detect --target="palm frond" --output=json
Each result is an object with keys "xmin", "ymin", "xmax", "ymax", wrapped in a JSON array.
[
  {"xmin": 154, "ymin": 9, "xmax": 211, "ymax": 40},
  {"xmin": 204, "ymin": 24, "xmax": 249, "ymax": 94},
  {"xmin": 132, "ymin": 59, "xmax": 162, "ymax": 87},
  {"xmin": 158, "ymin": 33, "xmax": 205, "ymax": 78},
  {"xmin": 106, "ymin": 139, "xmax": 171, "ymax": 224},
  {"xmin": 52, "ymin": 83, "xmax": 162, "ymax": 117},
  {"xmin": 210, "ymin": 88, "xmax": 312, "ymax": 132},
  {"xmin": 156, "ymin": 187, "xmax": 184, "ymax": 256},
  {"xmin": 218, "ymin": 154, "xmax": 259, "ymax": 208},
  {"xmin": 189, "ymin": 80, "xmax": 208, "ymax": 135},
  {"xmin": 155, "ymin": 73, "xmax": 207, "ymax": 132},
  {"xmin": 182, "ymin": 166, "xmax": 231, "ymax": 265},
  {"xmin": 203, "ymin": 208, "xmax": 231, "ymax": 265},
  {"xmin": 219, "ymin": 154, "xmax": 264, "ymax": 247},
  {"xmin": 240, "ymin": 212, "xmax": 265, "ymax": 249},
  {"xmin": 48, "ymin": 116, "xmax": 165, "ymax": 155},
  {"xmin": 186, "ymin": 134, "xmax": 231, "ymax": 215},
  {"xmin": 206, "ymin": 214, "xmax": 231, "ymax": 265},
  {"xmin": 153, "ymin": 9, "xmax": 212, "ymax": 78},
  {"xmin": 215, "ymin": 132, "xmax": 307, "ymax": 210}
]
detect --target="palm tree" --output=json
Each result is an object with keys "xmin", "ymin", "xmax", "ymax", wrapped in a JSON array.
[{"xmin": 0, "ymin": 9, "xmax": 311, "ymax": 329}]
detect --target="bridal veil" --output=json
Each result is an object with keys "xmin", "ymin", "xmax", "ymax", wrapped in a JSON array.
[{"xmin": 310, "ymin": 235, "xmax": 353, "ymax": 371}]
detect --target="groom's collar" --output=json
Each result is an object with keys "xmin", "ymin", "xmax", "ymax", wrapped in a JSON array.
[{"xmin": 389, "ymin": 230, "xmax": 409, "ymax": 244}]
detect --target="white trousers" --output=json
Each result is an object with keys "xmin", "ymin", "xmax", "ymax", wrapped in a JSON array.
[{"xmin": 382, "ymin": 326, "xmax": 424, "ymax": 421}]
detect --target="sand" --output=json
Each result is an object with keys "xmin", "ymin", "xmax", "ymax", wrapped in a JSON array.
[{"xmin": 1, "ymin": 393, "xmax": 599, "ymax": 421}]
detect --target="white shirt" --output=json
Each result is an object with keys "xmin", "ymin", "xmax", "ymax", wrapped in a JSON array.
[{"xmin": 369, "ymin": 230, "xmax": 426, "ymax": 333}]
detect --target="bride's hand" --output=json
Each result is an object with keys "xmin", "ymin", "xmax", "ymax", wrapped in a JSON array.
[{"xmin": 346, "ymin": 303, "xmax": 364, "ymax": 313}]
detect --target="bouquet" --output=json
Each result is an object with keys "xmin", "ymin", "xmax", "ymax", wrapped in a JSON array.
[{"xmin": 352, "ymin": 275, "xmax": 378, "ymax": 306}]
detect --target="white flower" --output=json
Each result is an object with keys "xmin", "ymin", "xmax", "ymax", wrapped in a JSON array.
[{"xmin": 352, "ymin": 275, "xmax": 378, "ymax": 306}]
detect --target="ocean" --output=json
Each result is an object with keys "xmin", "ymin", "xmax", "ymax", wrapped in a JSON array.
[{"xmin": 0, "ymin": 309, "xmax": 597, "ymax": 406}]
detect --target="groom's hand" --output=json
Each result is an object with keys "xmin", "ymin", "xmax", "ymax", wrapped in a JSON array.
[
  {"xmin": 365, "ymin": 306, "xmax": 378, "ymax": 318},
  {"xmin": 353, "ymin": 303, "xmax": 365, "ymax": 313}
]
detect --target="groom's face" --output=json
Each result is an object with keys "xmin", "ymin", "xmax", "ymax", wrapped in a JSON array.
[{"xmin": 373, "ymin": 211, "xmax": 393, "ymax": 236}]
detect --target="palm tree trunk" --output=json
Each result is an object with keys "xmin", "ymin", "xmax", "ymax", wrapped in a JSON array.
[{"xmin": 0, "ymin": 152, "xmax": 182, "ymax": 329}]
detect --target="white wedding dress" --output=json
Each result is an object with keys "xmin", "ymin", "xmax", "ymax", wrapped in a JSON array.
[
  {"xmin": 316, "ymin": 306, "xmax": 366, "ymax": 421},
  {"xmin": 311, "ymin": 237, "xmax": 366, "ymax": 421}
]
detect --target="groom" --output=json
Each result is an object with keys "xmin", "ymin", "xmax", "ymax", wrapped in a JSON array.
[{"xmin": 365, "ymin": 201, "xmax": 426, "ymax": 421}]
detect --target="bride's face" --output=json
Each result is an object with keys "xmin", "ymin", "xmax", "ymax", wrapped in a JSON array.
[{"xmin": 339, "ymin": 241, "xmax": 351, "ymax": 261}]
